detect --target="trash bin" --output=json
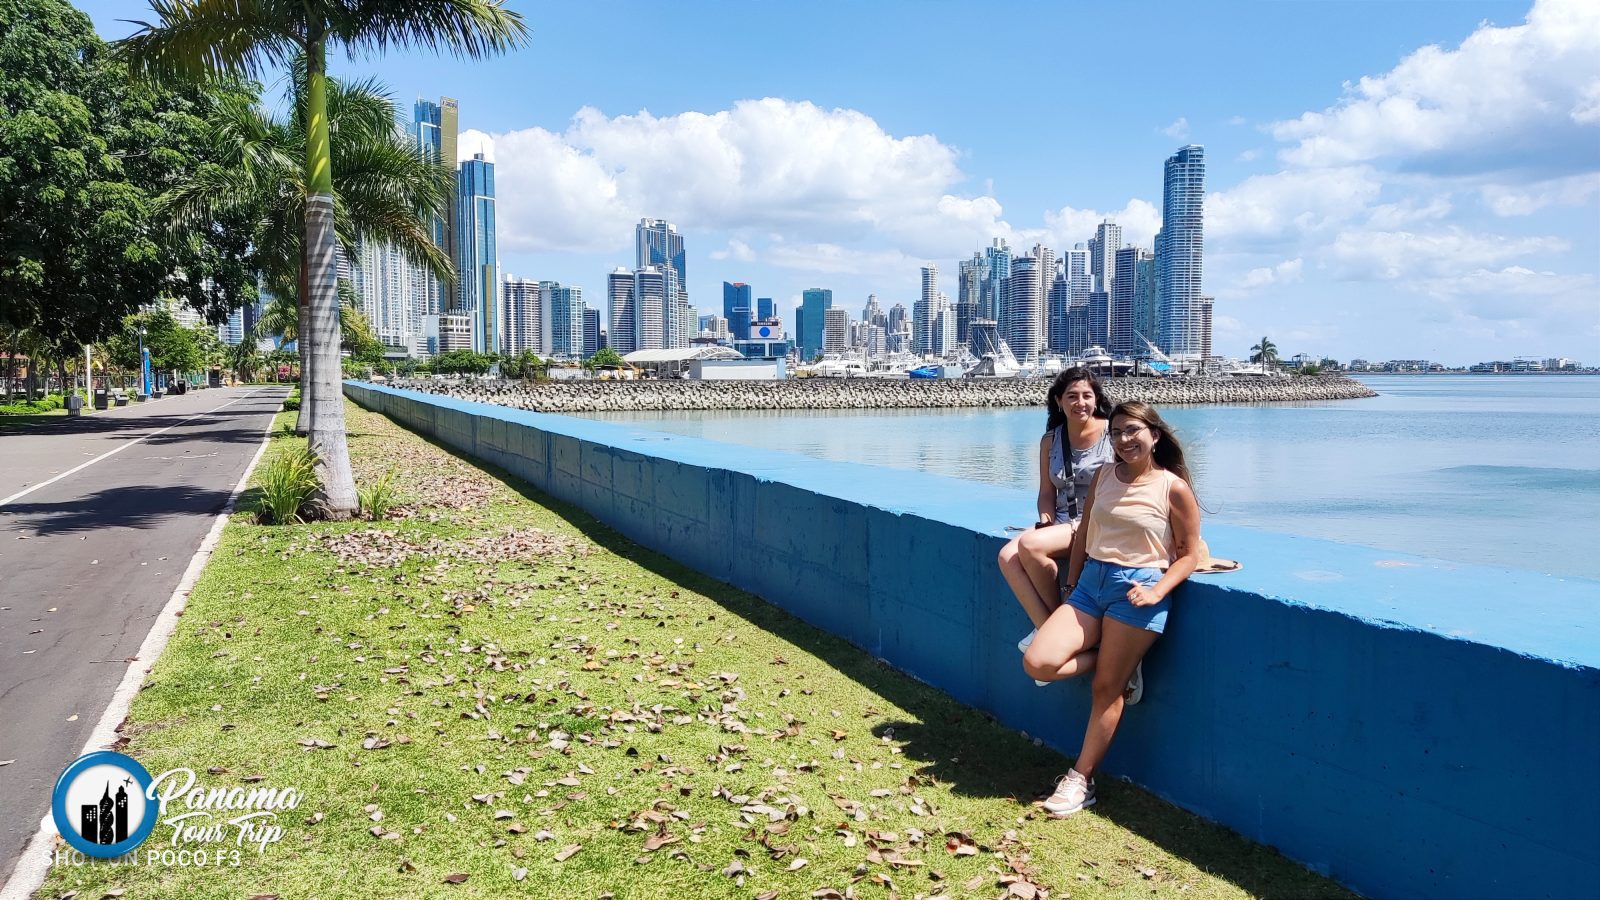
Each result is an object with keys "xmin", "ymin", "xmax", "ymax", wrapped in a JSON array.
[
  {"xmin": 66, "ymin": 394, "xmax": 84, "ymax": 417},
  {"xmin": 94, "ymin": 388, "xmax": 109, "ymax": 410},
  {"xmin": 114, "ymin": 393, "xmax": 129, "ymax": 407},
  {"xmin": 151, "ymin": 388, "xmax": 164, "ymax": 399}
]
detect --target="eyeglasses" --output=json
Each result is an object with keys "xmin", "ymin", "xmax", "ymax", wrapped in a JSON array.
[{"xmin": 1110, "ymin": 425, "xmax": 1149, "ymax": 440}]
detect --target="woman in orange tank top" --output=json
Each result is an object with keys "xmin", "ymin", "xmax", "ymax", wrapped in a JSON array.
[{"xmin": 1020, "ymin": 401, "xmax": 1203, "ymax": 817}]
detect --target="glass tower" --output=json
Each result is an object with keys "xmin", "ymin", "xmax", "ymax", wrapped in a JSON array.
[
  {"xmin": 801, "ymin": 288, "xmax": 832, "ymax": 360},
  {"xmin": 722, "ymin": 282, "xmax": 752, "ymax": 341},
  {"xmin": 455, "ymin": 153, "xmax": 498, "ymax": 353},
  {"xmin": 1158, "ymin": 145, "xmax": 1206, "ymax": 357}
]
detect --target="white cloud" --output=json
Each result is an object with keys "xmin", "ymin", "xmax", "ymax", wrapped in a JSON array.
[
  {"xmin": 1268, "ymin": 0, "xmax": 1600, "ymax": 178},
  {"xmin": 1478, "ymin": 173, "xmax": 1600, "ymax": 216},
  {"xmin": 1207, "ymin": 167, "xmax": 1383, "ymax": 244},
  {"xmin": 708, "ymin": 238, "xmax": 756, "ymax": 262},
  {"xmin": 1162, "ymin": 117, "xmax": 1190, "ymax": 139},
  {"xmin": 1365, "ymin": 195, "xmax": 1454, "ymax": 229},
  {"xmin": 1329, "ymin": 228, "xmax": 1568, "ymax": 280},
  {"xmin": 1042, "ymin": 199, "xmax": 1162, "ymax": 250},
  {"xmin": 457, "ymin": 129, "xmax": 495, "ymax": 163},
  {"xmin": 1236, "ymin": 148, "xmax": 1259, "ymax": 162},
  {"xmin": 1228, "ymin": 115, "xmax": 1247, "ymax": 127},
  {"xmin": 1235, "ymin": 258, "xmax": 1305, "ymax": 291},
  {"xmin": 763, "ymin": 241, "xmax": 923, "ymax": 277}
]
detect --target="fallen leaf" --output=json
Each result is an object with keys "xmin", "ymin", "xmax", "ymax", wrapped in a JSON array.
[
  {"xmin": 554, "ymin": 844, "xmax": 582, "ymax": 862},
  {"xmin": 442, "ymin": 873, "xmax": 469, "ymax": 884},
  {"xmin": 788, "ymin": 857, "xmax": 808, "ymax": 871}
]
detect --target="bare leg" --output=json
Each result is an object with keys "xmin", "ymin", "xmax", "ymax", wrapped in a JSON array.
[
  {"xmin": 1072, "ymin": 618, "xmax": 1160, "ymax": 778},
  {"xmin": 1022, "ymin": 603, "xmax": 1102, "ymax": 682},
  {"xmin": 1017, "ymin": 524, "xmax": 1077, "ymax": 615},
  {"xmin": 999, "ymin": 536, "xmax": 1052, "ymax": 629}
]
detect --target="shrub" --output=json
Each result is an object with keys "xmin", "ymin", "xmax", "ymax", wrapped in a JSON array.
[
  {"xmin": 282, "ymin": 388, "xmax": 301, "ymax": 412},
  {"xmin": 256, "ymin": 444, "xmax": 319, "ymax": 524},
  {"xmin": 358, "ymin": 469, "xmax": 398, "ymax": 521}
]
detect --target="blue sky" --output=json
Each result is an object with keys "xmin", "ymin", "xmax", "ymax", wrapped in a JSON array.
[{"xmin": 81, "ymin": 0, "xmax": 1599, "ymax": 364}]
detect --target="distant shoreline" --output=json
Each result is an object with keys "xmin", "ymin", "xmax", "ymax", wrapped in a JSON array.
[{"xmin": 386, "ymin": 374, "xmax": 1379, "ymax": 413}]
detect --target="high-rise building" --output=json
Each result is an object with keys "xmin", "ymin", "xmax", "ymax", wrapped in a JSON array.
[
  {"xmin": 1198, "ymin": 296, "xmax": 1214, "ymax": 358},
  {"xmin": 632, "ymin": 266, "xmax": 670, "ymax": 351},
  {"xmin": 756, "ymin": 297, "xmax": 775, "ymax": 320},
  {"xmin": 607, "ymin": 267, "xmax": 637, "ymax": 354},
  {"xmin": 541, "ymin": 281, "xmax": 584, "ymax": 359},
  {"xmin": 862, "ymin": 294, "xmax": 885, "ymax": 329},
  {"xmin": 1067, "ymin": 299, "xmax": 1090, "ymax": 356},
  {"xmin": 1047, "ymin": 260, "xmax": 1071, "ymax": 354},
  {"xmin": 1088, "ymin": 221, "xmax": 1121, "ymax": 296},
  {"xmin": 1111, "ymin": 246, "xmax": 1155, "ymax": 357},
  {"xmin": 800, "ymin": 288, "xmax": 832, "ymax": 360},
  {"xmin": 583, "ymin": 307, "xmax": 601, "ymax": 358},
  {"xmin": 413, "ymin": 97, "xmax": 457, "ymax": 316},
  {"xmin": 933, "ymin": 296, "xmax": 957, "ymax": 356},
  {"xmin": 1133, "ymin": 251, "xmax": 1158, "ymax": 353},
  {"xmin": 722, "ymin": 282, "xmax": 752, "ymax": 341},
  {"xmin": 501, "ymin": 275, "xmax": 541, "ymax": 354},
  {"xmin": 218, "ymin": 306, "xmax": 245, "ymax": 346},
  {"xmin": 823, "ymin": 307, "xmax": 849, "ymax": 355},
  {"xmin": 1006, "ymin": 250, "xmax": 1045, "ymax": 359},
  {"xmin": 1158, "ymin": 145, "xmax": 1206, "ymax": 357},
  {"xmin": 982, "ymin": 238, "xmax": 1011, "ymax": 329},
  {"xmin": 958, "ymin": 253, "xmax": 985, "ymax": 350},
  {"xmin": 454, "ymin": 152, "xmax": 497, "ymax": 353},
  {"xmin": 1087, "ymin": 290, "xmax": 1110, "ymax": 350},
  {"xmin": 357, "ymin": 239, "xmax": 425, "ymax": 349}
]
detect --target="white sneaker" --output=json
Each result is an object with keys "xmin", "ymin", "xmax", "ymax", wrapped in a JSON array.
[
  {"xmin": 1125, "ymin": 661, "xmax": 1144, "ymax": 706},
  {"xmin": 1042, "ymin": 769, "xmax": 1096, "ymax": 817},
  {"xmin": 1017, "ymin": 629, "xmax": 1036, "ymax": 653}
]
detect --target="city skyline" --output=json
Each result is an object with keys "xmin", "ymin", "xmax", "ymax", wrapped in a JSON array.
[{"xmin": 74, "ymin": 0, "xmax": 1600, "ymax": 364}]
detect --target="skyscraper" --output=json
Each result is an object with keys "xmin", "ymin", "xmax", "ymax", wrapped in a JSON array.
[
  {"xmin": 1133, "ymin": 251, "xmax": 1159, "ymax": 353},
  {"xmin": 583, "ymin": 307, "xmax": 601, "ymax": 358},
  {"xmin": 1158, "ymin": 145, "xmax": 1206, "ymax": 358},
  {"xmin": 982, "ymin": 239, "xmax": 1011, "ymax": 327},
  {"xmin": 540, "ymin": 281, "xmax": 585, "ymax": 359},
  {"xmin": 1088, "ymin": 221, "xmax": 1121, "ymax": 295},
  {"xmin": 823, "ymin": 307, "xmax": 849, "ymax": 355},
  {"xmin": 1111, "ymin": 246, "xmax": 1154, "ymax": 357},
  {"xmin": 501, "ymin": 275, "xmax": 541, "ymax": 355},
  {"xmin": 632, "ymin": 266, "xmax": 670, "ymax": 351},
  {"xmin": 413, "ymin": 97, "xmax": 458, "ymax": 316},
  {"xmin": 957, "ymin": 253, "xmax": 984, "ymax": 350},
  {"xmin": 454, "ymin": 152, "xmax": 497, "ymax": 353},
  {"xmin": 1006, "ymin": 247, "xmax": 1049, "ymax": 359},
  {"xmin": 607, "ymin": 267, "xmax": 637, "ymax": 354},
  {"xmin": 722, "ymin": 282, "xmax": 752, "ymax": 341},
  {"xmin": 1047, "ymin": 260, "xmax": 1071, "ymax": 354},
  {"xmin": 358, "ymin": 239, "xmax": 423, "ymax": 349},
  {"xmin": 801, "ymin": 288, "xmax": 832, "ymax": 360},
  {"xmin": 757, "ymin": 297, "xmax": 775, "ymax": 320}
]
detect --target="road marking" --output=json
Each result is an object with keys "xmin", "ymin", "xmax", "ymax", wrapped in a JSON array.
[{"xmin": 0, "ymin": 389, "xmax": 270, "ymax": 509}]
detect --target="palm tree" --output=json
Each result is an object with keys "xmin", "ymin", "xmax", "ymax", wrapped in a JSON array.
[
  {"xmin": 162, "ymin": 73, "xmax": 456, "ymax": 434},
  {"xmin": 121, "ymin": 0, "xmax": 528, "ymax": 518},
  {"xmin": 1250, "ymin": 336, "xmax": 1279, "ymax": 367}
]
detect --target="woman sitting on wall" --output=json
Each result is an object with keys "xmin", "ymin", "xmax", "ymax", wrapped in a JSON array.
[
  {"xmin": 1024, "ymin": 401, "xmax": 1203, "ymax": 817},
  {"xmin": 998, "ymin": 367, "xmax": 1115, "ymax": 660}
]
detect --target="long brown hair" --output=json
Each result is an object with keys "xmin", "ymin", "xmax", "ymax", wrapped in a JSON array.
[
  {"xmin": 1044, "ymin": 366, "xmax": 1114, "ymax": 433},
  {"xmin": 1110, "ymin": 401, "xmax": 1195, "ymax": 491}
]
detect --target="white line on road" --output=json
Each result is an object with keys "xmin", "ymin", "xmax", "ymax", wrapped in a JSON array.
[
  {"xmin": 0, "ymin": 400, "xmax": 281, "ymax": 900},
  {"xmin": 0, "ymin": 389, "xmax": 269, "ymax": 509}
]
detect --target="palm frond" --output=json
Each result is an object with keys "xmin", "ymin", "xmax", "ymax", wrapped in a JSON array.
[
  {"xmin": 118, "ymin": 0, "xmax": 305, "ymax": 82},
  {"xmin": 337, "ymin": 0, "xmax": 530, "ymax": 60}
]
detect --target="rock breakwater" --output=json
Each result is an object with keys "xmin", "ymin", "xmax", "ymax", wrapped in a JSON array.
[{"xmin": 383, "ymin": 375, "xmax": 1376, "ymax": 413}]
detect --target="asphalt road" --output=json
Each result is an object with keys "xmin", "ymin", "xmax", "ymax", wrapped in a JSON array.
[{"xmin": 0, "ymin": 385, "xmax": 288, "ymax": 886}]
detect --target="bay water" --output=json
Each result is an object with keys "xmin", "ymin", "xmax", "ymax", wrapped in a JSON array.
[{"xmin": 587, "ymin": 375, "xmax": 1600, "ymax": 582}]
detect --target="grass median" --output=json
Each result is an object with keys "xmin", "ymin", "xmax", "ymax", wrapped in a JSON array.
[{"xmin": 40, "ymin": 401, "xmax": 1348, "ymax": 899}]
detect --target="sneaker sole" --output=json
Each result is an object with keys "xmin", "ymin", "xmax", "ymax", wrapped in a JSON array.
[{"xmin": 1044, "ymin": 796, "xmax": 1097, "ymax": 818}]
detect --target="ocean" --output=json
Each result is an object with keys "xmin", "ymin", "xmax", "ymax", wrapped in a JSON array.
[{"xmin": 586, "ymin": 375, "xmax": 1600, "ymax": 582}]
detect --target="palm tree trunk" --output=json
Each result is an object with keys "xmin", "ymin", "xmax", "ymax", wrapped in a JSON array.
[
  {"xmin": 304, "ymin": 38, "xmax": 357, "ymax": 519},
  {"xmin": 296, "ymin": 239, "xmax": 313, "ymax": 434}
]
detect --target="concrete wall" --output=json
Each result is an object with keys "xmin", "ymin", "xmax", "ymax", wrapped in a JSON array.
[{"xmin": 346, "ymin": 382, "xmax": 1600, "ymax": 899}]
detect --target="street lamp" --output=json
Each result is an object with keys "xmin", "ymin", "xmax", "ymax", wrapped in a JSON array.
[{"xmin": 138, "ymin": 325, "xmax": 150, "ymax": 399}]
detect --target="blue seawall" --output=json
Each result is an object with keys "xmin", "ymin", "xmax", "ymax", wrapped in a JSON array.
[{"xmin": 346, "ymin": 382, "xmax": 1600, "ymax": 899}]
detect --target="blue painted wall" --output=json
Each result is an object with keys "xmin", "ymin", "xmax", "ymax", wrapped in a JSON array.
[{"xmin": 347, "ymin": 382, "xmax": 1600, "ymax": 899}]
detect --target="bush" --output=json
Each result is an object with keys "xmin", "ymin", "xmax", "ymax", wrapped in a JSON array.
[
  {"xmin": 358, "ymin": 469, "xmax": 398, "ymax": 521},
  {"xmin": 256, "ymin": 444, "xmax": 319, "ymax": 524},
  {"xmin": 282, "ymin": 388, "xmax": 301, "ymax": 411}
]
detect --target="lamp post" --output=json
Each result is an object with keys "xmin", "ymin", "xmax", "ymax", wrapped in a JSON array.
[{"xmin": 138, "ymin": 325, "xmax": 150, "ymax": 399}]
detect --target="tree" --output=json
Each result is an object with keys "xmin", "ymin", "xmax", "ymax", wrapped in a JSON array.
[
  {"xmin": 585, "ymin": 347, "xmax": 626, "ymax": 370},
  {"xmin": 1249, "ymin": 336, "xmax": 1279, "ymax": 367},
  {"xmin": 121, "ymin": 0, "xmax": 528, "ymax": 518},
  {"xmin": 228, "ymin": 335, "xmax": 263, "ymax": 383}
]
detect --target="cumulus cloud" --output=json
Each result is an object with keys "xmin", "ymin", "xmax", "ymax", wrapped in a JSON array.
[
  {"xmin": 1329, "ymin": 228, "xmax": 1568, "ymax": 280},
  {"xmin": 1268, "ymin": 0, "xmax": 1600, "ymax": 178},
  {"xmin": 1207, "ymin": 167, "xmax": 1383, "ymax": 244},
  {"xmin": 1162, "ymin": 117, "xmax": 1190, "ymax": 139},
  {"xmin": 1235, "ymin": 258, "xmax": 1305, "ymax": 291},
  {"xmin": 478, "ymin": 98, "xmax": 973, "ymax": 256},
  {"xmin": 708, "ymin": 238, "xmax": 756, "ymax": 262},
  {"xmin": 1478, "ymin": 173, "xmax": 1600, "ymax": 216},
  {"xmin": 1043, "ymin": 199, "xmax": 1162, "ymax": 250}
]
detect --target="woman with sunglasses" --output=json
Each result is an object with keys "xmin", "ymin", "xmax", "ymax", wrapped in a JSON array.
[
  {"xmin": 998, "ymin": 368, "xmax": 1115, "ymax": 659},
  {"xmin": 1022, "ymin": 401, "xmax": 1203, "ymax": 817}
]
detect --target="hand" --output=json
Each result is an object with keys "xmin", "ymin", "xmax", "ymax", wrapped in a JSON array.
[
  {"xmin": 1035, "ymin": 518, "xmax": 1053, "ymax": 530},
  {"xmin": 1125, "ymin": 583, "xmax": 1163, "ymax": 607}
]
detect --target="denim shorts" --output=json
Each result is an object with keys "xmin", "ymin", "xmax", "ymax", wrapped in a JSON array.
[{"xmin": 1065, "ymin": 558, "xmax": 1171, "ymax": 633}]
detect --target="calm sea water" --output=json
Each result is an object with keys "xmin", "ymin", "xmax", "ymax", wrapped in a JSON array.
[{"xmin": 587, "ymin": 376, "xmax": 1600, "ymax": 581}]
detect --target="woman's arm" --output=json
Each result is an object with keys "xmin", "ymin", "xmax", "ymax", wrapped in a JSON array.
[
  {"xmin": 1063, "ymin": 468, "xmax": 1100, "ymax": 590},
  {"xmin": 1034, "ymin": 434, "xmax": 1055, "ymax": 528},
  {"xmin": 1128, "ymin": 477, "xmax": 1202, "ymax": 606}
]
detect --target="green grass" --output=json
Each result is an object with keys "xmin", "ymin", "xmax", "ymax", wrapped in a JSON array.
[{"xmin": 39, "ymin": 403, "xmax": 1350, "ymax": 900}]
